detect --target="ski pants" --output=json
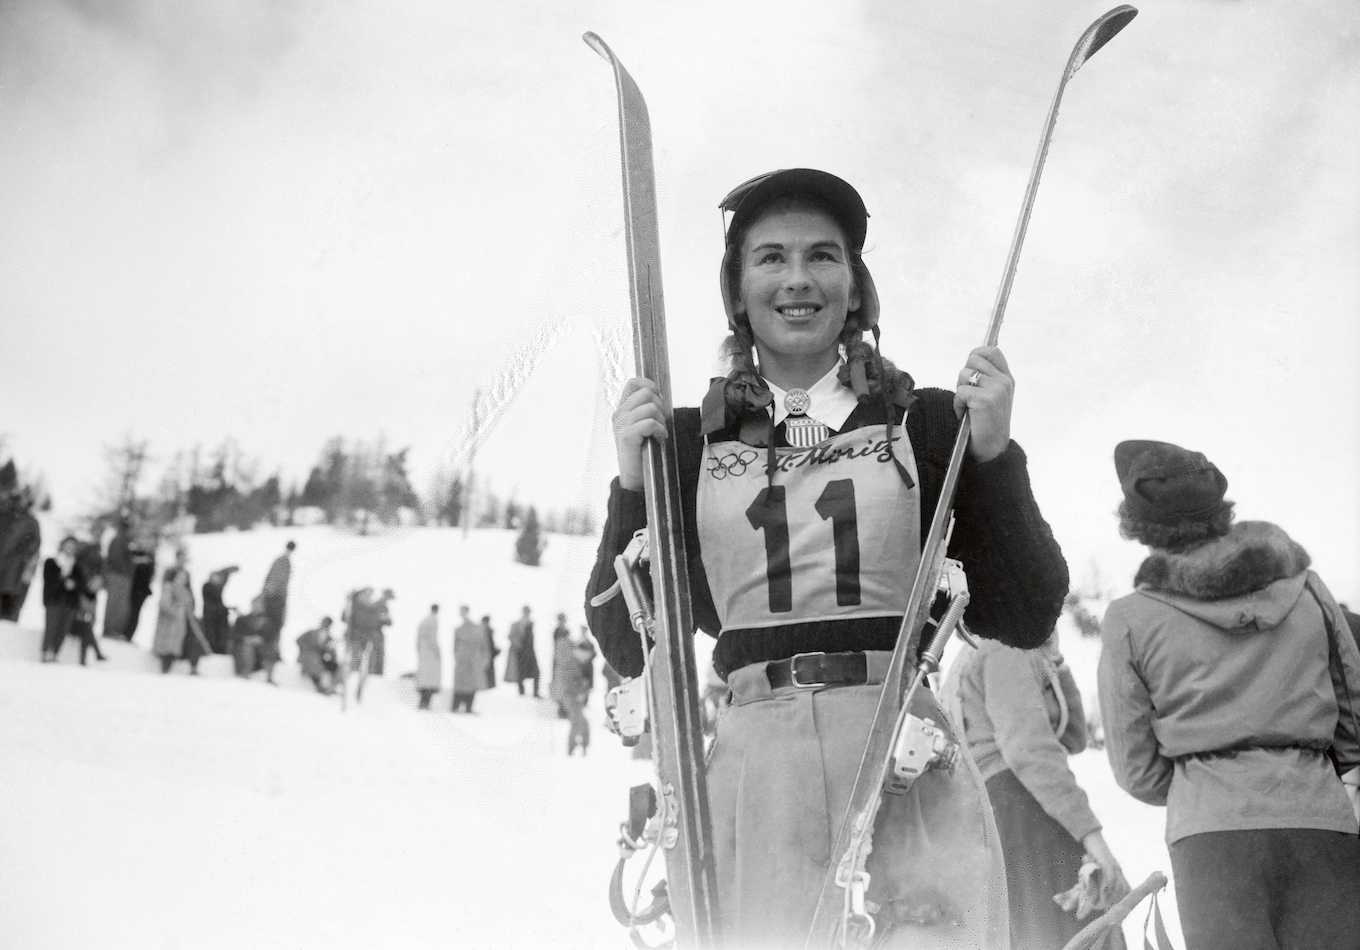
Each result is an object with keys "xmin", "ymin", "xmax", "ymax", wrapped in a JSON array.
[
  {"xmin": 1170, "ymin": 828, "xmax": 1360, "ymax": 950},
  {"xmin": 706, "ymin": 652, "xmax": 1009, "ymax": 950}
]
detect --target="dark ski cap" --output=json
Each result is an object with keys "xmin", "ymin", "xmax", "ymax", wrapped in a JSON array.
[
  {"xmin": 720, "ymin": 168, "xmax": 869, "ymax": 251},
  {"xmin": 1114, "ymin": 440, "xmax": 1228, "ymax": 525}
]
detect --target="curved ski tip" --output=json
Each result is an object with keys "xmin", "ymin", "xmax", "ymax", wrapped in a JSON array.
[
  {"xmin": 1082, "ymin": 5, "xmax": 1137, "ymax": 62},
  {"xmin": 582, "ymin": 31, "xmax": 614, "ymax": 63}
]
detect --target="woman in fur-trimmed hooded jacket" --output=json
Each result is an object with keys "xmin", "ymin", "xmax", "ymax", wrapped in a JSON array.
[{"xmin": 1099, "ymin": 440, "xmax": 1360, "ymax": 950}]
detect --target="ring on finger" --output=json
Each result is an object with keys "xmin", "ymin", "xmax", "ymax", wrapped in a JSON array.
[{"xmin": 967, "ymin": 370, "xmax": 982, "ymax": 387}]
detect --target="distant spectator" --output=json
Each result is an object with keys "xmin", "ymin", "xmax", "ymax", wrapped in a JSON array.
[
  {"xmin": 201, "ymin": 566, "xmax": 239, "ymax": 654},
  {"xmin": 549, "ymin": 612, "xmax": 573, "ymax": 718},
  {"xmin": 481, "ymin": 614, "xmax": 499, "ymax": 688},
  {"xmin": 261, "ymin": 541, "xmax": 295, "ymax": 639},
  {"xmin": 233, "ymin": 595, "xmax": 277, "ymax": 683},
  {"xmin": 125, "ymin": 535, "xmax": 156, "ymax": 641},
  {"xmin": 296, "ymin": 617, "xmax": 339, "ymax": 694},
  {"xmin": 575, "ymin": 625, "xmax": 597, "ymax": 696},
  {"xmin": 504, "ymin": 605, "xmax": 539, "ymax": 698},
  {"xmin": 0, "ymin": 480, "xmax": 42, "ymax": 623},
  {"xmin": 40, "ymin": 537, "xmax": 83, "ymax": 662},
  {"xmin": 550, "ymin": 619, "xmax": 590, "ymax": 755},
  {"xmin": 451, "ymin": 605, "xmax": 491, "ymax": 713},
  {"xmin": 415, "ymin": 605, "xmax": 441, "ymax": 709},
  {"xmin": 343, "ymin": 588, "xmax": 374, "ymax": 667},
  {"xmin": 369, "ymin": 589, "xmax": 394, "ymax": 676},
  {"xmin": 101, "ymin": 515, "xmax": 136, "ymax": 639},
  {"xmin": 68, "ymin": 570, "xmax": 107, "ymax": 666},
  {"xmin": 152, "ymin": 549, "xmax": 206, "ymax": 675}
]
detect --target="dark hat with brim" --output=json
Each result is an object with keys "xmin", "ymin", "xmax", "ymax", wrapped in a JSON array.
[
  {"xmin": 720, "ymin": 168, "xmax": 869, "ymax": 251},
  {"xmin": 1114, "ymin": 440, "xmax": 1228, "ymax": 526},
  {"xmin": 718, "ymin": 168, "xmax": 879, "ymax": 332}
]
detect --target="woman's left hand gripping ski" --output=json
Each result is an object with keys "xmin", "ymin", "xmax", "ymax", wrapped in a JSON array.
[{"xmin": 953, "ymin": 345, "xmax": 1014, "ymax": 463}]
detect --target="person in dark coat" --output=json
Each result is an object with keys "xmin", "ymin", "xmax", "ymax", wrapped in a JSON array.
[
  {"xmin": 68, "ymin": 543, "xmax": 107, "ymax": 665},
  {"xmin": 101, "ymin": 516, "xmax": 135, "ymax": 639},
  {"xmin": 201, "ymin": 566, "xmax": 239, "ymax": 654},
  {"xmin": 296, "ymin": 617, "xmax": 338, "ymax": 694},
  {"xmin": 0, "ymin": 483, "xmax": 41, "ymax": 623},
  {"xmin": 260, "ymin": 541, "xmax": 294, "ymax": 640},
  {"xmin": 505, "ymin": 605, "xmax": 540, "ymax": 697},
  {"xmin": 125, "ymin": 538, "xmax": 156, "ymax": 641},
  {"xmin": 232, "ymin": 595, "xmax": 276, "ymax": 682},
  {"xmin": 41, "ymin": 537, "xmax": 83, "ymax": 661}
]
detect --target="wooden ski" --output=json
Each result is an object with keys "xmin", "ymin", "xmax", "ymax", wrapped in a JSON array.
[{"xmin": 584, "ymin": 32, "xmax": 722, "ymax": 949}]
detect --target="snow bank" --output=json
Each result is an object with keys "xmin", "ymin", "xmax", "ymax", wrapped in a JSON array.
[{"xmin": 3, "ymin": 525, "xmax": 1178, "ymax": 949}]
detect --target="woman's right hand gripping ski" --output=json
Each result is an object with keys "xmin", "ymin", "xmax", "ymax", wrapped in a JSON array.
[{"xmin": 613, "ymin": 378, "xmax": 668, "ymax": 492}]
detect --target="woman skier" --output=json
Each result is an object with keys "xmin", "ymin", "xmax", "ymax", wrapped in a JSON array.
[{"xmin": 585, "ymin": 168, "xmax": 1072, "ymax": 947}]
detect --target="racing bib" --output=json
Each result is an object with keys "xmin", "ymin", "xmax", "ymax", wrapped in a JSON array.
[{"xmin": 697, "ymin": 425, "xmax": 921, "ymax": 632}]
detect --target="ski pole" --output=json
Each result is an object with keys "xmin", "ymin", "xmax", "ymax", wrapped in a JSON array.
[{"xmin": 805, "ymin": 8, "xmax": 1140, "ymax": 948}]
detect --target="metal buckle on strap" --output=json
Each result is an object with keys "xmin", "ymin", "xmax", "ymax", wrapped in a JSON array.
[{"xmin": 789, "ymin": 651, "xmax": 828, "ymax": 688}]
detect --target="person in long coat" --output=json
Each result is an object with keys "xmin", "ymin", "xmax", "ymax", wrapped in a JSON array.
[
  {"xmin": 68, "ymin": 544, "xmax": 107, "ymax": 665},
  {"xmin": 451, "ymin": 605, "xmax": 491, "ymax": 713},
  {"xmin": 1099, "ymin": 440, "xmax": 1360, "ymax": 950},
  {"xmin": 126, "ymin": 538, "xmax": 156, "ymax": 641},
  {"xmin": 415, "ymin": 604, "xmax": 442, "ymax": 709},
  {"xmin": 41, "ymin": 536, "xmax": 83, "ymax": 661},
  {"xmin": 151, "ymin": 550, "xmax": 205, "ymax": 674},
  {"xmin": 201, "ymin": 566, "xmax": 238, "ymax": 654},
  {"xmin": 101, "ymin": 517, "xmax": 135, "ymax": 639},
  {"xmin": 504, "ymin": 605, "xmax": 540, "ymax": 697},
  {"xmin": 0, "ymin": 485, "xmax": 41, "ymax": 623},
  {"xmin": 480, "ymin": 614, "xmax": 499, "ymax": 690},
  {"xmin": 260, "ymin": 541, "xmax": 294, "ymax": 638}
]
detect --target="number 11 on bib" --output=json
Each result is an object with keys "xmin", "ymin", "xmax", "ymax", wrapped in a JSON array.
[{"xmin": 584, "ymin": 33, "xmax": 722, "ymax": 949}]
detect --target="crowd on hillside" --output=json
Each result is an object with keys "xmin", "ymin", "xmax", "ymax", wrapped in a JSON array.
[
  {"xmin": 2, "ymin": 486, "xmax": 610, "ymax": 752},
  {"xmin": 409, "ymin": 603, "xmax": 610, "ymax": 755}
]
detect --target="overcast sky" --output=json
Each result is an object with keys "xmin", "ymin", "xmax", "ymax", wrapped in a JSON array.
[{"xmin": 2, "ymin": 0, "xmax": 1356, "ymax": 602}]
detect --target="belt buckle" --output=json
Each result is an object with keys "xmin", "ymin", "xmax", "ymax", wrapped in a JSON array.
[{"xmin": 789, "ymin": 651, "xmax": 828, "ymax": 688}]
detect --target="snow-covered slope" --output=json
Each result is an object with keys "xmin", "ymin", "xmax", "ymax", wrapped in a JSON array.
[{"xmin": 2, "ymin": 525, "xmax": 1173, "ymax": 949}]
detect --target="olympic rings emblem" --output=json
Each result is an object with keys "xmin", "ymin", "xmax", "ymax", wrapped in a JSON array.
[{"xmin": 707, "ymin": 449, "xmax": 759, "ymax": 479}]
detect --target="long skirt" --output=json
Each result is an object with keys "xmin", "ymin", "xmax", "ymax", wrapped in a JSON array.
[
  {"xmin": 1170, "ymin": 827, "xmax": 1360, "ymax": 950},
  {"xmin": 102, "ymin": 573, "xmax": 133, "ymax": 638},
  {"xmin": 706, "ymin": 652, "xmax": 1009, "ymax": 950},
  {"xmin": 43, "ymin": 603, "xmax": 75, "ymax": 655},
  {"xmin": 985, "ymin": 768, "xmax": 1103, "ymax": 950}
]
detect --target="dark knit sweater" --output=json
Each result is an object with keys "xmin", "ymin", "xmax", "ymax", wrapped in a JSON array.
[{"xmin": 584, "ymin": 387, "xmax": 1069, "ymax": 679}]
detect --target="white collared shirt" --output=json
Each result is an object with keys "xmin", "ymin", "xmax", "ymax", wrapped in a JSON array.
[{"xmin": 766, "ymin": 359, "xmax": 859, "ymax": 433}]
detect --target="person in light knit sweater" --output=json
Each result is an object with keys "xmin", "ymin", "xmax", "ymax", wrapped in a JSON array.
[{"xmin": 947, "ymin": 634, "xmax": 1128, "ymax": 950}]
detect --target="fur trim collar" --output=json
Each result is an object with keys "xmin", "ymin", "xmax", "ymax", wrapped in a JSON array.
[{"xmin": 1134, "ymin": 521, "xmax": 1311, "ymax": 600}]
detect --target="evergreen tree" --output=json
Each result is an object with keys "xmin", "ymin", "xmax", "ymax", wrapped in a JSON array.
[{"xmin": 514, "ymin": 506, "xmax": 546, "ymax": 566}]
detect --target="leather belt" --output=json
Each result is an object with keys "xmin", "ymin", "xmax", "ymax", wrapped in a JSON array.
[{"xmin": 766, "ymin": 651, "xmax": 869, "ymax": 690}]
